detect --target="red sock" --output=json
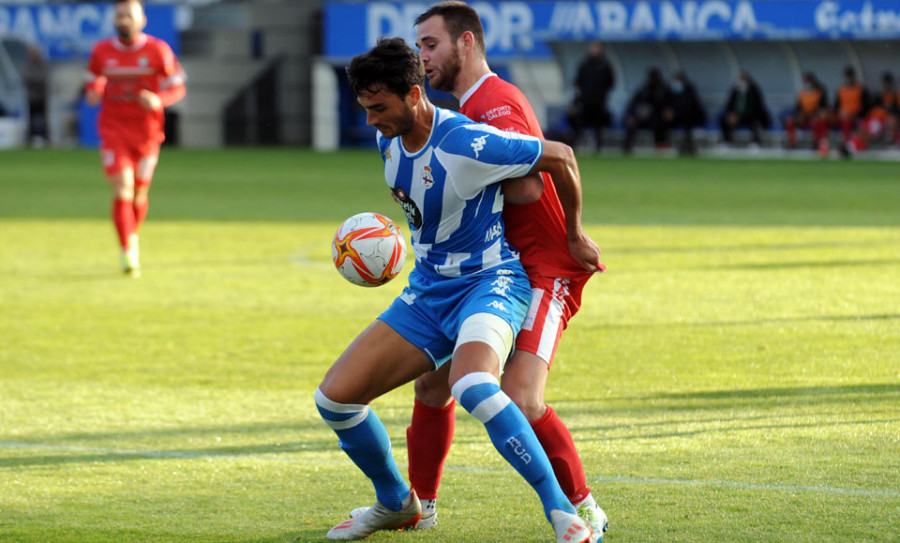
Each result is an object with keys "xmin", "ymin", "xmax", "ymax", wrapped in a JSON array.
[
  {"xmin": 406, "ymin": 399, "xmax": 455, "ymax": 500},
  {"xmin": 532, "ymin": 405, "xmax": 590, "ymax": 504},
  {"xmin": 812, "ymin": 118, "xmax": 828, "ymax": 142},
  {"xmin": 133, "ymin": 198, "xmax": 149, "ymax": 232},
  {"xmin": 112, "ymin": 198, "xmax": 136, "ymax": 249},
  {"xmin": 840, "ymin": 118, "xmax": 853, "ymax": 141},
  {"xmin": 785, "ymin": 120, "xmax": 797, "ymax": 145}
]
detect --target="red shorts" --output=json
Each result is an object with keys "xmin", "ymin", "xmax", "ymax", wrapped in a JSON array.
[
  {"xmin": 515, "ymin": 272, "xmax": 591, "ymax": 367},
  {"xmin": 99, "ymin": 139, "xmax": 160, "ymax": 187}
]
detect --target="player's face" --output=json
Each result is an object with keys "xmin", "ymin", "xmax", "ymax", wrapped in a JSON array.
[
  {"xmin": 416, "ymin": 16, "xmax": 462, "ymax": 94},
  {"xmin": 357, "ymin": 87, "xmax": 415, "ymax": 139},
  {"xmin": 115, "ymin": 0, "xmax": 147, "ymax": 42}
]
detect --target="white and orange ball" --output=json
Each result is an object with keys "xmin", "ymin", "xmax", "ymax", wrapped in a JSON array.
[{"xmin": 332, "ymin": 212, "xmax": 407, "ymax": 287}]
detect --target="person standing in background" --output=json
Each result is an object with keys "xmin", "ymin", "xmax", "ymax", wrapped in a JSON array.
[
  {"xmin": 569, "ymin": 41, "xmax": 615, "ymax": 152},
  {"xmin": 85, "ymin": 0, "xmax": 185, "ymax": 277},
  {"xmin": 22, "ymin": 45, "xmax": 49, "ymax": 147}
]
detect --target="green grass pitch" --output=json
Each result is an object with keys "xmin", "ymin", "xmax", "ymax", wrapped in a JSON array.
[{"xmin": 1, "ymin": 148, "xmax": 898, "ymax": 542}]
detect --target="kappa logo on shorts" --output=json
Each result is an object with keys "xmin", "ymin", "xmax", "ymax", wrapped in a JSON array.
[
  {"xmin": 490, "ymin": 275, "xmax": 514, "ymax": 298},
  {"xmin": 486, "ymin": 300, "xmax": 508, "ymax": 313}
]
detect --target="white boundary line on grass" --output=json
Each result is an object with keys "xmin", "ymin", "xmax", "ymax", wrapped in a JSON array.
[{"xmin": 2, "ymin": 441, "xmax": 898, "ymax": 499}]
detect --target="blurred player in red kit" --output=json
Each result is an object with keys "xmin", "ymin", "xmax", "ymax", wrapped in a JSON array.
[
  {"xmin": 85, "ymin": 0, "xmax": 185, "ymax": 277},
  {"xmin": 345, "ymin": 2, "xmax": 608, "ymax": 540}
]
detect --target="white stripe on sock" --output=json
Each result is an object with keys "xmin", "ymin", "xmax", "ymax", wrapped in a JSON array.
[
  {"xmin": 315, "ymin": 388, "xmax": 369, "ymax": 430},
  {"xmin": 451, "ymin": 372, "xmax": 509, "ymax": 423}
]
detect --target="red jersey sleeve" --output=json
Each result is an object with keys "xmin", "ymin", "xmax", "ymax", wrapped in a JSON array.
[
  {"xmin": 85, "ymin": 42, "xmax": 108, "ymax": 95},
  {"xmin": 153, "ymin": 39, "xmax": 186, "ymax": 107}
]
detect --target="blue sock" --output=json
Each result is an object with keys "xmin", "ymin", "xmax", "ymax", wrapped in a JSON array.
[
  {"xmin": 451, "ymin": 373, "xmax": 574, "ymax": 520},
  {"xmin": 315, "ymin": 388, "xmax": 409, "ymax": 510}
]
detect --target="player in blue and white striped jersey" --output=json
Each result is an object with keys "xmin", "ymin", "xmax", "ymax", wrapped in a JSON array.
[
  {"xmin": 314, "ymin": 37, "xmax": 595, "ymax": 543},
  {"xmin": 379, "ymin": 109, "xmax": 541, "ymax": 277}
]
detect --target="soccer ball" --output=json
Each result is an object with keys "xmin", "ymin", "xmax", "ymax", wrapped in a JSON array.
[{"xmin": 332, "ymin": 212, "xmax": 407, "ymax": 287}]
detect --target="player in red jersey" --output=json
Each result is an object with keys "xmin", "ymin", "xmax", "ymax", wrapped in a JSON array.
[
  {"xmin": 85, "ymin": 0, "xmax": 185, "ymax": 277},
  {"xmin": 349, "ymin": 2, "xmax": 608, "ymax": 541}
]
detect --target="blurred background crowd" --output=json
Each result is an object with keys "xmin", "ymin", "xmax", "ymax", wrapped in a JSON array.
[{"xmin": 1, "ymin": 0, "xmax": 899, "ymax": 159}]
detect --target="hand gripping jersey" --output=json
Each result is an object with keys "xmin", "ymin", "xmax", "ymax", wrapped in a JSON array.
[
  {"xmin": 86, "ymin": 34, "xmax": 185, "ymax": 145},
  {"xmin": 378, "ymin": 106, "xmax": 543, "ymax": 278},
  {"xmin": 460, "ymin": 73, "xmax": 591, "ymax": 278}
]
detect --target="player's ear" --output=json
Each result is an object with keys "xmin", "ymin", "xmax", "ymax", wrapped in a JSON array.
[
  {"xmin": 137, "ymin": 2, "xmax": 148, "ymax": 31},
  {"xmin": 406, "ymin": 84, "xmax": 422, "ymax": 105},
  {"xmin": 460, "ymin": 31, "xmax": 475, "ymax": 55}
]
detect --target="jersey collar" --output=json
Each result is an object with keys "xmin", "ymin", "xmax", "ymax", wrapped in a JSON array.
[{"xmin": 459, "ymin": 73, "xmax": 497, "ymax": 110}]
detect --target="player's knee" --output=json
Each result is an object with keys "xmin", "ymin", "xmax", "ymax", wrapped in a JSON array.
[
  {"xmin": 450, "ymin": 372, "xmax": 507, "ymax": 422},
  {"xmin": 413, "ymin": 372, "xmax": 453, "ymax": 407},
  {"xmin": 314, "ymin": 387, "xmax": 369, "ymax": 430},
  {"xmin": 455, "ymin": 313, "xmax": 514, "ymax": 371},
  {"xmin": 503, "ymin": 385, "xmax": 546, "ymax": 422}
]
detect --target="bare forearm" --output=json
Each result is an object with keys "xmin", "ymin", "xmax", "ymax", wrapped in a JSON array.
[{"xmin": 537, "ymin": 141, "xmax": 583, "ymax": 237}]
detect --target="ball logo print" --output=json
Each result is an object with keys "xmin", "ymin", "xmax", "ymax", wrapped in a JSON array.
[{"xmin": 332, "ymin": 212, "xmax": 407, "ymax": 287}]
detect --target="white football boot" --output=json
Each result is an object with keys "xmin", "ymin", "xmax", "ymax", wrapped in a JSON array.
[
  {"xmin": 574, "ymin": 493, "xmax": 608, "ymax": 542},
  {"xmin": 349, "ymin": 497, "xmax": 437, "ymax": 530},
  {"xmin": 551, "ymin": 509, "xmax": 594, "ymax": 543},
  {"xmin": 327, "ymin": 490, "xmax": 422, "ymax": 540},
  {"xmin": 121, "ymin": 235, "xmax": 141, "ymax": 278}
]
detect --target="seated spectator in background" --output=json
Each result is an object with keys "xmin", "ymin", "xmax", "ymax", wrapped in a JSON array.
[
  {"xmin": 842, "ymin": 71, "xmax": 900, "ymax": 156},
  {"xmin": 666, "ymin": 71, "xmax": 706, "ymax": 154},
  {"xmin": 825, "ymin": 65, "xmax": 871, "ymax": 154},
  {"xmin": 568, "ymin": 41, "xmax": 615, "ymax": 152},
  {"xmin": 623, "ymin": 67, "xmax": 673, "ymax": 153},
  {"xmin": 783, "ymin": 72, "xmax": 829, "ymax": 150},
  {"xmin": 720, "ymin": 70, "xmax": 771, "ymax": 146}
]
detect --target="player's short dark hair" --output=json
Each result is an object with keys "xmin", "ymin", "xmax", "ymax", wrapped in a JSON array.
[
  {"xmin": 415, "ymin": 1, "xmax": 486, "ymax": 54},
  {"xmin": 115, "ymin": 0, "xmax": 144, "ymax": 6},
  {"xmin": 346, "ymin": 37, "xmax": 424, "ymax": 98}
]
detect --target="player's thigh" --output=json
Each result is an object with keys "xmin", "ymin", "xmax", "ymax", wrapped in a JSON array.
[
  {"xmin": 100, "ymin": 143, "xmax": 136, "ymax": 197},
  {"xmin": 448, "ymin": 340, "xmax": 504, "ymax": 386},
  {"xmin": 319, "ymin": 319, "xmax": 432, "ymax": 405},
  {"xmin": 135, "ymin": 144, "xmax": 160, "ymax": 186}
]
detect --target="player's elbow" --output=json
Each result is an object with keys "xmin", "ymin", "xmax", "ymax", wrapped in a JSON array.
[
  {"xmin": 502, "ymin": 173, "xmax": 543, "ymax": 204},
  {"xmin": 548, "ymin": 139, "xmax": 575, "ymax": 162},
  {"xmin": 543, "ymin": 140, "xmax": 577, "ymax": 174}
]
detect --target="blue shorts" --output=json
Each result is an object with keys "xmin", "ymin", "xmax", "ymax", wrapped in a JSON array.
[{"xmin": 378, "ymin": 264, "xmax": 531, "ymax": 368}]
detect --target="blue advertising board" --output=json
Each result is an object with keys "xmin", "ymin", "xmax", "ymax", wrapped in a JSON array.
[
  {"xmin": 324, "ymin": 1, "xmax": 900, "ymax": 59},
  {"xmin": 0, "ymin": 2, "xmax": 179, "ymax": 60}
]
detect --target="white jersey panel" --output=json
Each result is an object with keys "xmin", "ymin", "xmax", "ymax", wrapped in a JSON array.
[{"xmin": 436, "ymin": 123, "xmax": 543, "ymax": 201}]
